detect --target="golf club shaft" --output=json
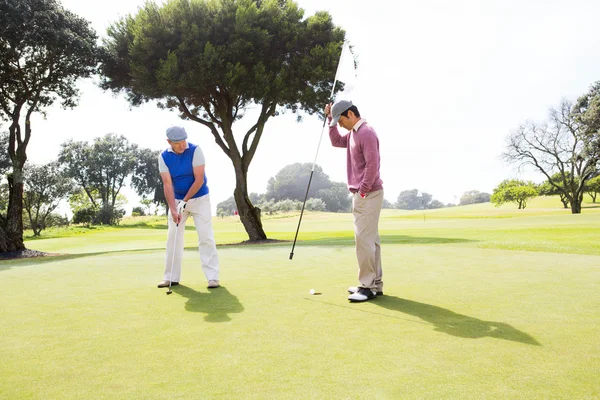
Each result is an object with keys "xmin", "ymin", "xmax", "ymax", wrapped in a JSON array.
[
  {"xmin": 168, "ymin": 222, "xmax": 179, "ymax": 292},
  {"xmin": 289, "ymin": 121, "xmax": 326, "ymax": 259}
]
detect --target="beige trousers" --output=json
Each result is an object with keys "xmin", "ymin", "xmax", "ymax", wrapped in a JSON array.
[{"xmin": 352, "ymin": 189, "xmax": 384, "ymax": 292}]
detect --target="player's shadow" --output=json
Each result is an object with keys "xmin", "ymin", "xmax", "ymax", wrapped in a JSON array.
[
  {"xmin": 172, "ymin": 284, "xmax": 244, "ymax": 322},
  {"xmin": 375, "ymin": 296, "xmax": 540, "ymax": 346}
]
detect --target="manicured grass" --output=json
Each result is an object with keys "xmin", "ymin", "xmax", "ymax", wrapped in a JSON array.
[{"xmin": 1, "ymin": 196, "xmax": 599, "ymax": 398}]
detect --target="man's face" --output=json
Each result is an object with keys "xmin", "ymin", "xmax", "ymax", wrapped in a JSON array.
[
  {"xmin": 168, "ymin": 140, "xmax": 187, "ymax": 154},
  {"xmin": 338, "ymin": 113, "xmax": 353, "ymax": 130}
]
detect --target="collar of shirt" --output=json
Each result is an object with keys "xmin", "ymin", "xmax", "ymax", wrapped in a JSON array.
[
  {"xmin": 167, "ymin": 142, "xmax": 190, "ymax": 153},
  {"xmin": 353, "ymin": 118, "xmax": 366, "ymax": 132}
]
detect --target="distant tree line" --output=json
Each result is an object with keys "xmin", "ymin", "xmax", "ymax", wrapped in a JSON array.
[{"xmin": 216, "ymin": 162, "xmax": 490, "ymax": 216}]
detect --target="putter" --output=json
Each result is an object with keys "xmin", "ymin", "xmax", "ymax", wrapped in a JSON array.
[
  {"xmin": 167, "ymin": 203, "xmax": 186, "ymax": 295},
  {"xmin": 166, "ymin": 222, "xmax": 178, "ymax": 295}
]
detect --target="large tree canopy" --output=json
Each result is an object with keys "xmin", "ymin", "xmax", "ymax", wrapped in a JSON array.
[
  {"xmin": 100, "ymin": 0, "xmax": 346, "ymax": 240},
  {"xmin": 0, "ymin": 0, "xmax": 98, "ymax": 252}
]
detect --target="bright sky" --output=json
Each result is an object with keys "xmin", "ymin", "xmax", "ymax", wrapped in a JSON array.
[{"xmin": 26, "ymin": 0, "xmax": 600, "ymax": 213}]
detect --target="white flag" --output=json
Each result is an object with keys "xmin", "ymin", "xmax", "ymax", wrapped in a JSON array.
[{"xmin": 332, "ymin": 41, "xmax": 357, "ymax": 101}]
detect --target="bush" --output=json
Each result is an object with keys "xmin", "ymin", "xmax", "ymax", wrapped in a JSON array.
[
  {"xmin": 275, "ymin": 199, "xmax": 302, "ymax": 212},
  {"xmin": 96, "ymin": 205, "xmax": 125, "ymax": 225},
  {"xmin": 72, "ymin": 205, "xmax": 125, "ymax": 226},
  {"xmin": 257, "ymin": 199, "xmax": 276, "ymax": 214},
  {"xmin": 305, "ymin": 198, "xmax": 326, "ymax": 211},
  {"xmin": 73, "ymin": 207, "xmax": 96, "ymax": 226},
  {"xmin": 131, "ymin": 206, "xmax": 146, "ymax": 216},
  {"xmin": 45, "ymin": 213, "xmax": 70, "ymax": 227}
]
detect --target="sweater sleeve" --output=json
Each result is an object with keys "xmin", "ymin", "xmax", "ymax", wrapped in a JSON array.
[
  {"xmin": 358, "ymin": 129, "xmax": 380, "ymax": 194},
  {"xmin": 329, "ymin": 125, "xmax": 348, "ymax": 148}
]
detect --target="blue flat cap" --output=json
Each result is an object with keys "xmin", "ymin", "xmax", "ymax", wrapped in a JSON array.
[{"xmin": 166, "ymin": 126, "xmax": 188, "ymax": 142}]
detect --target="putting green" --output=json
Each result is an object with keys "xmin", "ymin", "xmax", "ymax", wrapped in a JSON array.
[{"xmin": 1, "ymin": 241, "xmax": 598, "ymax": 399}]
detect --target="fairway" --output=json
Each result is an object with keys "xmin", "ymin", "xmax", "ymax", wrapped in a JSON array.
[{"xmin": 1, "ymin": 202, "xmax": 599, "ymax": 399}]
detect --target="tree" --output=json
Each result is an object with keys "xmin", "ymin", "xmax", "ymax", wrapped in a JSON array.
[
  {"xmin": 504, "ymin": 96, "xmax": 600, "ymax": 214},
  {"xmin": 0, "ymin": 131, "xmax": 10, "ymax": 177},
  {"xmin": 59, "ymin": 134, "xmax": 137, "ymax": 224},
  {"xmin": 459, "ymin": 190, "xmax": 491, "ymax": 205},
  {"xmin": 538, "ymin": 172, "xmax": 574, "ymax": 208},
  {"xmin": 0, "ymin": 132, "xmax": 10, "ymax": 217},
  {"xmin": 69, "ymin": 188, "xmax": 127, "ymax": 226},
  {"xmin": 99, "ymin": 0, "xmax": 346, "ymax": 241},
  {"xmin": 216, "ymin": 196, "xmax": 238, "ymax": 216},
  {"xmin": 0, "ymin": 183, "xmax": 8, "ymax": 216},
  {"xmin": 304, "ymin": 198, "xmax": 326, "ymax": 211},
  {"xmin": 23, "ymin": 162, "xmax": 73, "ymax": 236},
  {"xmin": 140, "ymin": 198, "xmax": 154, "ymax": 215},
  {"xmin": 131, "ymin": 206, "xmax": 146, "ymax": 217},
  {"xmin": 572, "ymin": 81, "xmax": 600, "ymax": 157},
  {"xmin": 584, "ymin": 174, "xmax": 600, "ymax": 203},
  {"xmin": 0, "ymin": 0, "xmax": 98, "ymax": 252},
  {"xmin": 266, "ymin": 163, "xmax": 332, "ymax": 202},
  {"xmin": 490, "ymin": 179, "xmax": 538, "ymax": 209},
  {"xmin": 396, "ymin": 189, "xmax": 433, "ymax": 210},
  {"xmin": 316, "ymin": 181, "xmax": 351, "ymax": 212},
  {"xmin": 69, "ymin": 188, "xmax": 97, "ymax": 214},
  {"xmin": 428, "ymin": 199, "xmax": 445, "ymax": 209},
  {"xmin": 131, "ymin": 148, "xmax": 166, "ymax": 211},
  {"xmin": 382, "ymin": 199, "xmax": 393, "ymax": 209}
]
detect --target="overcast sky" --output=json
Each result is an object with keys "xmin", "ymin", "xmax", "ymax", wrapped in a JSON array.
[{"xmin": 24, "ymin": 0, "xmax": 600, "ymax": 213}]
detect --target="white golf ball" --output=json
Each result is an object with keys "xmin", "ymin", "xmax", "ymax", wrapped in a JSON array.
[{"xmin": 309, "ymin": 289, "xmax": 315, "ymax": 295}]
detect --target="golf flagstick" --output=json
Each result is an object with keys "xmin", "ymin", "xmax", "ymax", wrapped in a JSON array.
[{"xmin": 289, "ymin": 41, "xmax": 355, "ymax": 260}]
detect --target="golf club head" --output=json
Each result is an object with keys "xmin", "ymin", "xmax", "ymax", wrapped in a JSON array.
[{"xmin": 166, "ymin": 290, "xmax": 172, "ymax": 295}]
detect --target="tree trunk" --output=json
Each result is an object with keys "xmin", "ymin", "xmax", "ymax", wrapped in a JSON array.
[
  {"xmin": 1, "ymin": 172, "xmax": 25, "ymax": 252},
  {"xmin": 570, "ymin": 199, "xmax": 582, "ymax": 214},
  {"xmin": 232, "ymin": 164, "xmax": 266, "ymax": 241}
]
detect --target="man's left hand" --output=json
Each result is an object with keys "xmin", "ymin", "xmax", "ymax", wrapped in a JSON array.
[{"xmin": 176, "ymin": 201, "xmax": 187, "ymax": 214}]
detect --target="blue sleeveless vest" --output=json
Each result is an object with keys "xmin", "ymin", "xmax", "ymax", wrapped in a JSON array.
[{"xmin": 161, "ymin": 143, "xmax": 209, "ymax": 200}]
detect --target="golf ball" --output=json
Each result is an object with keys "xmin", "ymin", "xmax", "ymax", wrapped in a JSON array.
[{"xmin": 309, "ymin": 289, "xmax": 315, "ymax": 295}]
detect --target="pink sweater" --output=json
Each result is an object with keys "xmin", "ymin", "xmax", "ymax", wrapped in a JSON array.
[{"xmin": 329, "ymin": 121, "xmax": 383, "ymax": 194}]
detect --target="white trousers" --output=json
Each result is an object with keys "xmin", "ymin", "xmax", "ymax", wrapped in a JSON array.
[{"xmin": 163, "ymin": 195, "xmax": 219, "ymax": 283}]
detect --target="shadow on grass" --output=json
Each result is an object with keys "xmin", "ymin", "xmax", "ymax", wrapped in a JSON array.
[
  {"xmin": 375, "ymin": 296, "xmax": 540, "ymax": 346},
  {"xmin": 172, "ymin": 284, "xmax": 244, "ymax": 322},
  {"xmin": 306, "ymin": 234, "xmax": 477, "ymax": 246}
]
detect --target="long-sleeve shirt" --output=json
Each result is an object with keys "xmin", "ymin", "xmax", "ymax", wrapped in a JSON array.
[{"xmin": 329, "ymin": 119, "xmax": 383, "ymax": 194}]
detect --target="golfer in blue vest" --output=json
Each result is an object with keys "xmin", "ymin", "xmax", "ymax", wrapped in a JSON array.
[{"xmin": 157, "ymin": 126, "xmax": 220, "ymax": 289}]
